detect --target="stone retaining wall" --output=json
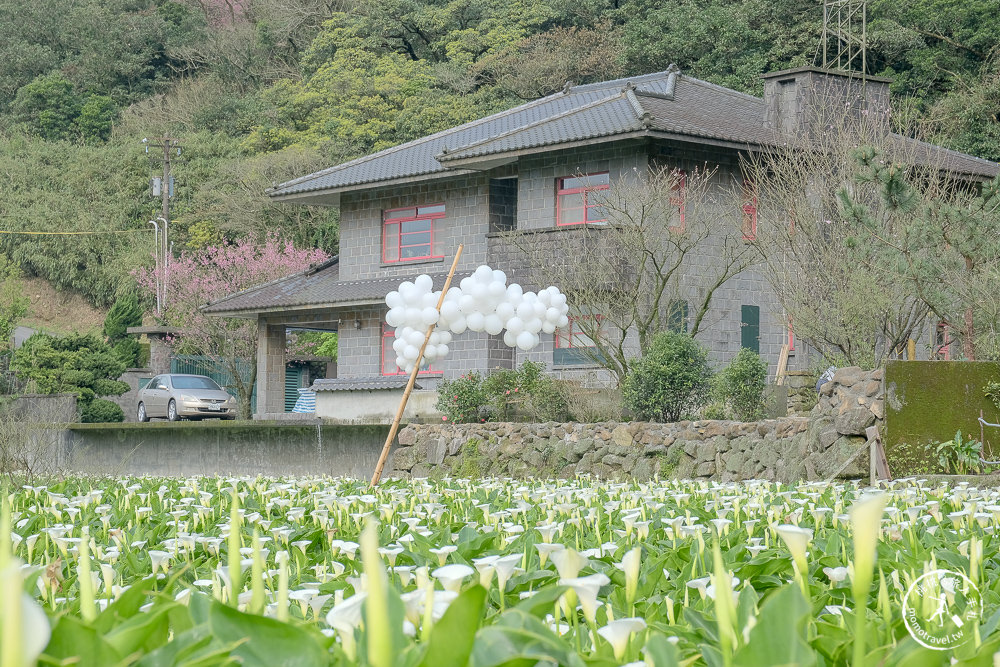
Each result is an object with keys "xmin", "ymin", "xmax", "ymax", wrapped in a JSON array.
[{"xmin": 390, "ymin": 366, "xmax": 888, "ymax": 483}]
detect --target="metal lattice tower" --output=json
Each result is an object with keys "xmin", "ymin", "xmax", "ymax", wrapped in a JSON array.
[{"xmin": 821, "ymin": 0, "xmax": 867, "ymax": 73}]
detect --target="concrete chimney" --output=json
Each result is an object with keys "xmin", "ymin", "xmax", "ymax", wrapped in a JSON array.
[{"xmin": 762, "ymin": 66, "xmax": 892, "ymax": 136}]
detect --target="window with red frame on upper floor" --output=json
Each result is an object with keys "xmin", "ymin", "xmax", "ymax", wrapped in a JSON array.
[
  {"xmin": 668, "ymin": 170, "xmax": 686, "ymax": 233},
  {"xmin": 556, "ymin": 172, "xmax": 610, "ymax": 226},
  {"xmin": 741, "ymin": 179, "xmax": 758, "ymax": 240},
  {"xmin": 381, "ymin": 324, "xmax": 441, "ymax": 376},
  {"xmin": 382, "ymin": 204, "xmax": 445, "ymax": 263}
]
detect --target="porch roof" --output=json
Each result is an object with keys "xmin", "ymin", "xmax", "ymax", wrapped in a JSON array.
[{"xmin": 201, "ymin": 256, "xmax": 470, "ymax": 317}]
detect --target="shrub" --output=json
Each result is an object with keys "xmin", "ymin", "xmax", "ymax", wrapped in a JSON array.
[
  {"xmin": 436, "ymin": 372, "xmax": 489, "ymax": 423},
  {"xmin": 482, "ymin": 361, "xmax": 568, "ymax": 422},
  {"xmin": 716, "ymin": 348, "xmax": 769, "ymax": 421},
  {"xmin": 622, "ymin": 332, "xmax": 712, "ymax": 422},
  {"xmin": 935, "ymin": 430, "xmax": 983, "ymax": 475},
  {"xmin": 436, "ymin": 362, "xmax": 569, "ymax": 423},
  {"xmin": 80, "ymin": 398, "xmax": 125, "ymax": 423}
]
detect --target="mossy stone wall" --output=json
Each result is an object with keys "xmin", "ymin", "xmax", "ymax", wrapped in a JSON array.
[{"xmin": 884, "ymin": 361, "xmax": 1000, "ymax": 457}]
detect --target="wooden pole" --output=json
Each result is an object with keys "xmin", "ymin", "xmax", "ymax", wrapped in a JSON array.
[{"xmin": 370, "ymin": 244, "xmax": 464, "ymax": 487}]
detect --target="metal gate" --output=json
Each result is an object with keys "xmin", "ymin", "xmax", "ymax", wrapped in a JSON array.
[{"xmin": 170, "ymin": 355, "xmax": 256, "ymax": 412}]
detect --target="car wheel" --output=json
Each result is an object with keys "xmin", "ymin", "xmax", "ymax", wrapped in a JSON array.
[
  {"xmin": 137, "ymin": 402, "xmax": 149, "ymax": 423},
  {"xmin": 167, "ymin": 399, "xmax": 180, "ymax": 422}
]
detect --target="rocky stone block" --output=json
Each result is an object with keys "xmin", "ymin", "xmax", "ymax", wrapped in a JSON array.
[{"xmin": 835, "ymin": 406, "xmax": 876, "ymax": 436}]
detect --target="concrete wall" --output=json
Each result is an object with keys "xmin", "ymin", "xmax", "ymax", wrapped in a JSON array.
[
  {"xmin": 57, "ymin": 422, "xmax": 392, "ymax": 477},
  {"xmin": 109, "ymin": 369, "xmax": 155, "ymax": 422},
  {"xmin": 5, "ymin": 393, "xmax": 77, "ymax": 422},
  {"xmin": 315, "ymin": 389, "xmax": 440, "ymax": 422}
]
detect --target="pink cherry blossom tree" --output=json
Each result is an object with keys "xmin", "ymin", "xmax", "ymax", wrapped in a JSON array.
[{"xmin": 135, "ymin": 234, "xmax": 328, "ymax": 418}]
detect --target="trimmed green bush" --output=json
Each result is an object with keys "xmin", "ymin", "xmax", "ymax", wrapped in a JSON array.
[
  {"xmin": 622, "ymin": 332, "xmax": 712, "ymax": 422},
  {"xmin": 81, "ymin": 398, "xmax": 125, "ymax": 423},
  {"xmin": 436, "ymin": 372, "xmax": 489, "ymax": 423},
  {"xmin": 436, "ymin": 362, "xmax": 569, "ymax": 423},
  {"xmin": 717, "ymin": 348, "xmax": 769, "ymax": 421}
]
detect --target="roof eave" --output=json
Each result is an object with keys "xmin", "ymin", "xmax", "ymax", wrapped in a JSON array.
[
  {"xmin": 268, "ymin": 168, "xmax": 481, "ymax": 203},
  {"xmin": 204, "ymin": 297, "xmax": 386, "ymax": 319}
]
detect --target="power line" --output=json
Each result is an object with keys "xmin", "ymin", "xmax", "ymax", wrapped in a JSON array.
[{"xmin": 0, "ymin": 229, "xmax": 151, "ymax": 236}]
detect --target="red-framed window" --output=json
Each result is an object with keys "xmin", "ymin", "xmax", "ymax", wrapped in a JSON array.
[
  {"xmin": 554, "ymin": 315, "xmax": 604, "ymax": 366},
  {"xmin": 556, "ymin": 172, "xmax": 610, "ymax": 226},
  {"xmin": 382, "ymin": 204, "xmax": 446, "ymax": 263},
  {"xmin": 669, "ymin": 170, "xmax": 686, "ymax": 233},
  {"xmin": 934, "ymin": 321, "xmax": 951, "ymax": 360},
  {"xmin": 787, "ymin": 316, "xmax": 795, "ymax": 352},
  {"xmin": 741, "ymin": 179, "xmax": 758, "ymax": 240},
  {"xmin": 381, "ymin": 324, "xmax": 441, "ymax": 376}
]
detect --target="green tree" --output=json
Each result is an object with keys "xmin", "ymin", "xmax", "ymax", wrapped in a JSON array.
[
  {"xmin": 103, "ymin": 292, "xmax": 143, "ymax": 367},
  {"xmin": 839, "ymin": 147, "xmax": 1000, "ymax": 360},
  {"xmin": 10, "ymin": 333, "xmax": 129, "ymax": 413},
  {"xmin": 622, "ymin": 331, "xmax": 713, "ymax": 422},
  {"xmin": 716, "ymin": 348, "xmax": 769, "ymax": 422},
  {"xmin": 77, "ymin": 95, "xmax": 115, "ymax": 144},
  {"xmin": 11, "ymin": 73, "xmax": 79, "ymax": 140}
]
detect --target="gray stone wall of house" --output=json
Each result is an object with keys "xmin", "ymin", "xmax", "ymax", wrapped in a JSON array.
[
  {"xmin": 337, "ymin": 174, "xmax": 492, "ymax": 282},
  {"xmin": 331, "ymin": 137, "xmax": 811, "ymax": 387},
  {"xmin": 109, "ymin": 369, "xmax": 155, "ymax": 422}
]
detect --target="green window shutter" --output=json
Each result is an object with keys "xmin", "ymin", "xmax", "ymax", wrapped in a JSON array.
[
  {"xmin": 284, "ymin": 367, "xmax": 302, "ymax": 412},
  {"xmin": 741, "ymin": 305, "xmax": 760, "ymax": 354},
  {"xmin": 668, "ymin": 300, "xmax": 688, "ymax": 333}
]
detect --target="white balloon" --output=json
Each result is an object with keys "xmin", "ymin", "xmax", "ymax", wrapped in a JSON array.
[
  {"xmin": 414, "ymin": 274, "xmax": 433, "ymax": 292},
  {"xmin": 392, "ymin": 337, "xmax": 406, "ymax": 353},
  {"xmin": 385, "ymin": 308, "xmax": 403, "ymax": 328},
  {"xmin": 487, "ymin": 280, "xmax": 506, "ymax": 299},
  {"xmin": 484, "ymin": 314, "xmax": 504, "ymax": 335},
  {"xmin": 516, "ymin": 302, "xmax": 534, "ymax": 319},
  {"xmin": 404, "ymin": 307, "xmax": 422, "ymax": 326},
  {"xmin": 386, "ymin": 291, "xmax": 403, "ymax": 309},
  {"xmin": 495, "ymin": 302, "xmax": 515, "ymax": 321},
  {"xmin": 422, "ymin": 346, "xmax": 437, "ymax": 360},
  {"xmin": 506, "ymin": 316, "xmax": 525, "ymax": 335},
  {"xmin": 421, "ymin": 291, "xmax": 438, "ymax": 308},
  {"xmin": 440, "ymin": 300, "xmax": 461, "ymax": 322},
  {"xmin": 407, "ymin": 329, "xmax": 425, "ymax": 348},
  {"xmin": 467, "ymin": 312, "xmax": 486, "ymax": 332},
  {"xmin": 556, "ymin": 314, "xmax": 570, "ymax": 328},
  {"xmin": 553, "ymin": 292, "xmax": 567, "ymax": 306},
  {"xmin": 530, "ymin": 302, "xmax": 544, "ymax": 319},
  {"xmin": 429, "ymin": 331, "xmax": 441, "ymax": 345},
  {"xmin": 503, "ymin": 330, "xmax": 517, "ymax": 347},
  {"xmin": 403, "ymin": 345, "xmax": 419, "ymax": 360},
  {"xmin": 525, "ymin": 318, "xmax": 543, "ymax": 334},
  {"xmin": 470, "ymin": 282, "xmax": 488, "ymax": 303},
  {"xmin": 474, "ymin": 265, "xmax": 494, "ymax": 283},
  {"xmin": 395, "ymin": 356, "xmax": 406, "ymax": 369},
  {"xmin": 492, "ymin": 269, "xmax": 507, "ymax": 285},
  {"xmin": 537, "ymin": 290, "xmax": 551, "ymax": 306},
  {"xmin": 458, "ymin": 294, "xmax": 477, "ymax": 314},
  {"xmin": 459, "ymin": 277, "xmax": 475, "ymax": 292},
  {"xmin": 421, "ymin": 307, "xmax": 440, "ymax": 326},
  {"xmin": 436, "ymin": 344, "xmax": 449, "ymax": 358},
  {"xmin": 507, "ymin": 283, "xmax": 523, "ymax": 299},
  {"xmin": 438, "ymin": 330, "xmax": 452, "ymax": 345},
  {"xmin": 516, "ymin": 331, "xmax": 535, "ymax": 350},
  {"xmin": 542, "ymin": 321, "xmax": 557, "ymax": 334},
  {"xmin": 399, "ymin": 281, "xmax": 416, "ymax": 301},
  {"xmin": 450, "ymin": 316, "xmax": 467, "ymax": 335},
  {"xmin": 544, "ymin": 307, "xmax": 561, "ymax": 323}
]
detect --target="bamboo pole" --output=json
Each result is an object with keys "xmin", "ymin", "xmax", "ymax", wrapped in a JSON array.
[{"xmin": 370, "ymin": 244, "xmax": 464, "ymax": 486}]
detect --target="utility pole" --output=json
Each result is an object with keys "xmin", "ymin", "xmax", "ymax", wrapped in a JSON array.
[{"xmin": 143, "ymin": 137, "xmax": 183, "ymax": 310}]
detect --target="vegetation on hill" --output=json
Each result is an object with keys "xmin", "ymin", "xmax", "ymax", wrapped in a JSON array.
[{"xmin": 0, "ymin": 0, "xmax": 997, "ymax": 309}]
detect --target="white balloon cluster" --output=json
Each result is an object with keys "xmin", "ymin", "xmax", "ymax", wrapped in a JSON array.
[{"xmin": 384, "ymin": 265, "xmax": 570, "ymax": 373}]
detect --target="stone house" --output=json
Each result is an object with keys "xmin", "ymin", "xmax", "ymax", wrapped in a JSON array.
[{"xmin": 203, "ymin": 66, "xmax": 998, "ymax": 420}]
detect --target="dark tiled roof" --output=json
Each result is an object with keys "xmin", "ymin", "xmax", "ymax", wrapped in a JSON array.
[
  {"xmin": 201, "ymin": 258, "xmax": 470, "ymax": 315},
  {"xmin": 311, "ymin": 377, "xmax": 422, "ymax": 392},
  {"xmin": 269, "ymin": 67, "xmax": 997, "ymax": 199},
  {"xmin": 267, "ymin": 70, "xmax": 681, "ymax": 198}
]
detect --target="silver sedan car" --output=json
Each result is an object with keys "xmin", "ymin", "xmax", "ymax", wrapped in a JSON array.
[{"xmin": 137, "ymin": 374, "xmax": 237, "ymax": 422}]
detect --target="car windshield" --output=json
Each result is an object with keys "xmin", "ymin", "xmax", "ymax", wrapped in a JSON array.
[{"xmin": 171, "ymin": 376, "xmax": 223, "ymax": 391}]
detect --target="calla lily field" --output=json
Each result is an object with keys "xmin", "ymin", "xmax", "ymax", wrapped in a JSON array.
[{"xmin": 3, "ymin": 475, "xmax": 1000, "ymax": 666}]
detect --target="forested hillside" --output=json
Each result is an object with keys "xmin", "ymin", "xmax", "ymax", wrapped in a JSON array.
[{"xmin": 0, "ymin": 0, "xmax": 997, "ymax": 308}]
